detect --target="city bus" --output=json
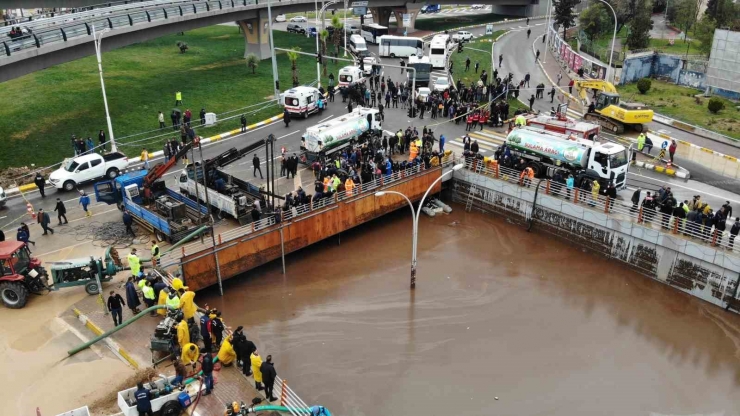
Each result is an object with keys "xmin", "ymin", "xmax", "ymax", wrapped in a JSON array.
[
  {"xmin": 429, "ymin": 37, "xmax": 449, "ymax": 69},
  {"xmin": 378, "ymin": 35, "xmax": 423, "ymax": 58},
  {"xmin": 361, "ymin": 23, "xmax": 388, "ymax": 44},
  {"xmin": 407, "ymin": 55, "xmax": 432, "ymax": 86}
]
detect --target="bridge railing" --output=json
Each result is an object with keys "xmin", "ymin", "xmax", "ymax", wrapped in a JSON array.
[{"xmin": 1, "ymin": 0, "xmax": 268, "ymax": 60}]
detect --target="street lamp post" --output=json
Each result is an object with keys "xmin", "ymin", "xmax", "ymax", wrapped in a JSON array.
[
  {"xmin": 542, "ymin": 0, "xmax": 553, "ymax": 64},
  {"xmin": 266, "ymin": 0, "xmax": 280, "ymax": 104},
  {"xmin": 343, "ymin": 0, "xmax": 348, "ymax": 57},
  {"xmin": 316, "ymin": 0, "xmax": 338, "ymax": 87},
  {"xmin": 375, "ymin": 163, "xmax": 463, "ymax": 289},
  {"xmin": 92, "ymin": 26, "xmax": 117, "ymax": 152},
  {"xmin": 594, "ymin": 0, "xmax": 617, "ymax": 83}
]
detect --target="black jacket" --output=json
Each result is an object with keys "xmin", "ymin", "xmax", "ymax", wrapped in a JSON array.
[
  {"xmin": 55, "ymin": 201, "xmax": 66, "ymax": 214},
  {"xmin": 260, "ymin": 361, "xmax": 277, "ymax": 386},
  {"xmin": 34, "ymin": 174, "xmax": 45, "ymax": 188},
  {"xmin": 242, "ymin": 339, "xmax": 256, "ymax": 357},
  {"xmin": 107, "ymin": 294, "xmax": 125, "ymax": 310},
  {"xmin": 731, "ymin": 221, "xmax": 740, "ymax": 236},
  {"xmin": 201, "ymin": 354, "xmax": 214, "ymax": 374}
]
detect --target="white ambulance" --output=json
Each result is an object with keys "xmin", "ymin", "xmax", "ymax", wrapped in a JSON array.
[
  {"xmin": 281, "ymin": 86, "xmax": 322, "ymax": 119},
  {"xmin": 338, "ymin": 66, "xmax": 366, "ymax": 88}
]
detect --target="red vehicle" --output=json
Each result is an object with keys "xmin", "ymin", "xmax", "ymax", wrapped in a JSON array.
[
  {"xmin": 525, "ymin": 111, "xmax": 600, "ymax": 141},
  {"xmin": 0, "ymin": 241, "xmax": 49, "ymax": 309}
]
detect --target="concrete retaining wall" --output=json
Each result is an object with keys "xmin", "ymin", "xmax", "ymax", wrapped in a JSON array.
[
  {"xmin": 451, "ymin": 168, "xmax": 740, "ymax": 312},
  {"xmin": 621, "ymin": 52, "xmax": 707, "ymax": 89}
]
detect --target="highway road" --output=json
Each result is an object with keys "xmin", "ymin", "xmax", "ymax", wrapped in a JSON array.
[{"xmin": 2, "ymin": 15, "xmax": 739, "ymax": 239}]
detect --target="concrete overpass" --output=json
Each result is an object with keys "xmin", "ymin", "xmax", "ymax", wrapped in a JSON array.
[{"xmin": 1, "ymin": 0, "xmax": 542, "ymax": 83}]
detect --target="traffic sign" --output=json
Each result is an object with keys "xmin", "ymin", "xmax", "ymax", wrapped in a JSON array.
[{"xmin": 351, "ymin": 1, "xmax": 368, "ymax": 6}]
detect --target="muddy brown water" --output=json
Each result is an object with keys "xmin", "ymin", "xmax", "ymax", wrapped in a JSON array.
[{"xmin": 200, "ymin": 204, "xmax": 740, "ymax": 415}]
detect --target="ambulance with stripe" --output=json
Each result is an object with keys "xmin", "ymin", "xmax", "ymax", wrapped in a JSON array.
[{"xmin": 281, "ymin": 86, "xmax": 323, "ymax": 119}]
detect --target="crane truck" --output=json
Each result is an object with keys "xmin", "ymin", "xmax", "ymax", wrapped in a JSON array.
[
  {"xmin": 299, "ymin": 106, "xmax": 382, "ymax": 164},
  {"xmin": 178, "ymin": 138, "xmax": 271, "ymax": 225},
  {"xmin": 93, "ymin": 138, "xmax": 209, "ymax": 242},
  {"xmin": 573, "ymin": 79, "xmax": 653, "ymax": 134},
  {"xmin": 505, "ymin": 126, "xmax": 630, "ymax": 190}
]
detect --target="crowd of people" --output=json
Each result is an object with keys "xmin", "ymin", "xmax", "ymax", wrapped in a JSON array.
[
  {"xmin": 6, "ymin": 26, "xmax": 25, "ymax": 39},
  {"xmin": 70, "ymin": 131, "xmax": 107, "ymax": 156}
]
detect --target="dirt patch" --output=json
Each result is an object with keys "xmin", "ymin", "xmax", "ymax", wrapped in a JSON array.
[
  {"xmin": 209, "ymin": 34, "xmax": 233, "ymax": 40},
  {"xmin": 191, "ymin": 60, "xmax": 243, "ymax": 71},
  {"xmin": 89, "ymin": 367, "xmax": 158, "ymax": 416}
]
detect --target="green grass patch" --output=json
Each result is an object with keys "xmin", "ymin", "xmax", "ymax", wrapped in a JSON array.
[
  {"xmin": 647, "ymin": 38, "xmax": 703, "ymax": 55},
  {"xmin": 618, "ymin": 80, "xmax": 740, "ymax": 140},
  {"xmin": 449, "ymin": 31, "xmax": 505, "ymax": 86},
  {"xmin": 0, "ymin": 26, "xmax": 340, "ymax": 169},
  {"xmin": 414, "ymin": 13, "xmax": 514, "ymax": 32}
]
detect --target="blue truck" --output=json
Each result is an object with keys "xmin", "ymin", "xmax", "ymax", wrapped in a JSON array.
[
  {"xmin": 94, "ymin": 170, "xmax": 209, "ymax": 242},
  {"xmin": 420, "ymin": 4, "xmax": 441, "ymax": 13}
]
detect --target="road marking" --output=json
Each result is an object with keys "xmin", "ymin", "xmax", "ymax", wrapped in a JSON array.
[
  {"xmin": 0, "ymin": 216, "xmax": 6, "ymax": 220},
  {"xmin": 318, "ymin": 114, "xmax": 334, "ymax": 123},
  {"xmin": 278, "ymin": 130, "xmax": 301, "ymax": 140}
]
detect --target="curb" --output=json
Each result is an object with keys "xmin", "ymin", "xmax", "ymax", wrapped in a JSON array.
[
  {"xmin": 421, "ymin": 15, "xmax": 546, "ymax": 41},
  {"xmin": 632, "ymin": 160, "xmax": 689, "ymax": 179},
  {"xmin": 4, "ymin": 113, "xmax": 285, "ymax": 199},
  {"xmin": 72, "ymin": 307, "xmax": 141, "ymax": 370},
  {"xmin": 651, "ymin": 113, "xmax": 740, "ymax": 149}
]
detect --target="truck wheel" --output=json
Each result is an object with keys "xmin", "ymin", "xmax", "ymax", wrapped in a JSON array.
[
  {"xmin": 107, "ymin": 168, "xmax": 120, "ymax": 179},
  {"xmin": 63, "ymin": 181, "xmax": 76, "ymax": 192},
  {"xmin": 390, "ymin": 53, "xmax": 396, "ymax": 58},
  {"xmin": 116, "ymin": 201, "xmax": 124, "ymax": 211},
  {"xmin": 303, "ymin": 111, "xmax": 308, "ymax": 119},
  {"xmin": 528, "ymin": 162, "xmax": 544, "ymax": 178},
  {"xmin": 160, "ymin": 400, "xmax": 181, "ymax": 416},
  {"xmin": 0, "ymin": 282, "xmax": 29, "ymax": 309},
  {"xmin": 85, "ymin": 281, "xmax": 100, "ymax": 295},
  {"xmin": 155, "ymin": 230, "xmax": 166, "ymax": 242},
  {"xmin": 634, "ymin": 124, "xmax": 644, "ymax": 133}
]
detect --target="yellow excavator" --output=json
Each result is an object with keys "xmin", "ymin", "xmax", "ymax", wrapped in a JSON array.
[{"xmin": 573, "ymin": 79, "xmax": 653, "ymax": 134}]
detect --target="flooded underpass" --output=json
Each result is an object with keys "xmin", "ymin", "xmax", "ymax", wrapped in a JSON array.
[{"xmin": 199, "ymin": 204, "xmax": 740, "ymax": 415}]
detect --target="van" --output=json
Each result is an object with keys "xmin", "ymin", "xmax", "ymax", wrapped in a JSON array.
[
  {"xmin": 281, "ymin": 86, "xmax": 323, "ymax": 118},
  {"xmin": 420, "ymin": 4, "xmax": 441, "ymax": 13},
  {"xmin": 349, "ymin": 34, "xmax": 368, "ymax": 57},
  {"xmin": 287, "ymin": 23, "xmax": 305, "ymax": 34},
  {"xmin": 345, "ymin": 24, "xmax": 360, "ymax": 35},
  {"xmin": 338, "ymin": 66, "xmax": 366, "ymax": 88}
]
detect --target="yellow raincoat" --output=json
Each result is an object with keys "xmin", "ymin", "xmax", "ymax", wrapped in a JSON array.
[
  {"xmin": 181, "ymin": 343, "xmax": 199, "ymax": 365},
  {"xmin": 177, "ymin": 320, "xmax": 190, "ymax": 349},
  {"xmin": 217, "ymin": 337, "xmax": 236, "ymax": 366},
  {"xmin": 179, "ymin": 290, "xmax": 196, "ymax": 320},
  {"xmin": 157, "ymin": 289, "xmax": 168, "ymax": 316},
  {"xmin": 250, "ymin": 353, "xmax": 263, "ymax": 383}
]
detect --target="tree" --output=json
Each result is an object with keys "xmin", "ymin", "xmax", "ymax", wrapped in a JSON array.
[
  {"xmin": 245, "ymin": 53, "xmax": 259, "ymax": 74},
  {"xmin": 625, "ymin": 0, "xmax": 653, "ymax": 50},
  {"xmin": 287, "ymin": 47, "xmax": 301, "ymax": 87},
  {"xmin": 694, "ymin": 16, "xmax": 717, "ymax": 56},
  {"xmin": 705, "ymin": 0, "xmax": 740, "ymax": 28},
  {"xmin": 637, "ymin": 78, "xmax": 652, "ymax": 94},
  {"xmin": 673, "ymin": 0, "xmax": 705, "ymax": 42},
  {"xmin": 610, "ymin": 0, "xmax": 638, "ymax": 34},
  {"xmin": 331, "ymin": 15, "xmax": 344, "ymax": 60},
  {"xmin": 580, "ymin": 4, "xmax": 609, "ymax": 47},
  {"xmin": 320, "ymin": 29, "xmax": 330, "ymax": 76},
  {"xmin": 708, "ymin": 97, "xmax": 725, "ymax": 113},
  {"xmin": 553, "ymin": 0, "xmax": 580, "ymax": 39}
]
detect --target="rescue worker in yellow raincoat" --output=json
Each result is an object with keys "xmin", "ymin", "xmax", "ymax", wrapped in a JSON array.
[
  {"xmin": 181, "ymin": 343, "xmax": 200, "ymax": 370},
  {"xmin": 251, "ymin": 350, "xmax": 264, "ymax": 391},
  {"xmin": 217, "ymin": 335, "xmax": 237, "ymax": 366},
  {"xmin": 178, "ymin": 288, "xmax": 197, "ymax": 323},
  {"xmin": 157, "ymin": 287, "xmax": 169, "ymax": 316},
  {"xmin": 176, "ymin": 317, "xmax": 190, "ymax": 351}
]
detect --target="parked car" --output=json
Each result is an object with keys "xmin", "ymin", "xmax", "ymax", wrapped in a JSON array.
[
  {"xmin": 470, "ymin": 4, "xmax": 485, "ymax": 9},
  {"xmin": 274, "ymin": 14, "xmax": 286, "ymax": 22},
  {"xmin": 0, "ymin": 186, "xmax": 6, "ymax": 208},
  {"xmin": 287, "ymin": 23, "xmax": 305, "ymax": 34},
  {"xmin": 290, "ymin": 16, "xmax": 307, "ymax": 22},
  {"xmin": 433, "ymin": 76, "xmax": 450, "ymax": 92},
  {"xmin": 416, "ymin": 87, "xmax": 431, "ymax": 101},
  {"xmin": 452, "ymin": 31, "xmax": 473, "ymax": 42},
  {"xmin": 345, "ymin": 24, "xmax": 360, "ymax": 35},
  {"xmin": 306, "ymin": 27, "xmax": 318, "ymax": 37},
  {"xmin": 420, "ymin": 4, "xmax": 441, "ymax": 13},
  {"xmin": 49, "ymin": 152, "xmax": 129, "ymax": 191}
]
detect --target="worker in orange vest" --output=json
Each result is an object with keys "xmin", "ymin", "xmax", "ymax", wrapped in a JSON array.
[
  {"xmin": 519, "ymin": 166, "xmax": 534, "ymax": 188},
  {"xmin": 345, "ymin": 177, "xmax": 355, "ymax": 197},
  {"xmin": 408, "ymin": 141, "xmax": 418, "ymax": 162}
]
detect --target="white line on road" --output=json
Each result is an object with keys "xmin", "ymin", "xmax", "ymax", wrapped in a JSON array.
[
  {"xmin": 278, "ymin": 130, "xmax": 301, "ymax": 140},
  {"xmin": 318, "ymin": 114, "xmax": 335, "ymax": 123}
]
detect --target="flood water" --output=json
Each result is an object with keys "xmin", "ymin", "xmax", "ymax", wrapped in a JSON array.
[{"xmin": 201, "ymin": 204, "xmax": 740, "ymax": 415}]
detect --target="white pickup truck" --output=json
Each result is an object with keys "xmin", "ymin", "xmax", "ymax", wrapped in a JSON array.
[
  {"xmin": 452, "ymin": 30, "xmax": 473, "ymax": 43},
  {"xmin": 49, "ymin": 152, "xmax": 129, "ymax": 191}
]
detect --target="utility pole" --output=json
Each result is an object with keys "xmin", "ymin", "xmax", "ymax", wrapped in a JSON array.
[
  {"xmin": 267, "ymin": 0, "xmax": 281, "ymax": 104},
  {"xmin": 92, "ymin": 26, "xmax": 117, "ymax": 152}
]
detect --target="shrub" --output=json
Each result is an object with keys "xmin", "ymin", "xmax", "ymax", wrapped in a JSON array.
[
  {"xmin": 637, "ymin": 78, "xmax": 652, "ymax": 94},
  {"xmin": 708, "ymin": 97, "xmax": 725, "ymax": 114}
]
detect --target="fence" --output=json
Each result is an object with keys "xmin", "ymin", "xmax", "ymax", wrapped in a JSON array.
[
  {"xmin": 460, "ymin": 157, "xmax": 740, "ymax": 255},
  {"xmin": 548, "ymin": 26, "xmax": 608, "ymax": 80}
]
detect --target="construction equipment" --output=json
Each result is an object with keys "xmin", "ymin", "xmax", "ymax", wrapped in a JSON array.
[
  {"xmin": 0, "ymin": 241, "xmax": 49, "ymax": 309},
  {"xmin": 526, "ymin": 104, "xmax": 601, "ymax": 140},
  {"xmin": 47, "ymin": 247, "xmax": 125, "ymax": 295},
  {"xmin": 573, "ymin": 79, "xmax": 653, "ymax": 134},
  {"xmin": 179, "ymin": 138, "xmax": 271, "ymax": 224}
]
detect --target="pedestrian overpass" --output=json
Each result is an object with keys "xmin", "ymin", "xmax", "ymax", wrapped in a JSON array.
[{"xmin": 0, "ymin": 0, "xmax": 540, "ymax": 83}]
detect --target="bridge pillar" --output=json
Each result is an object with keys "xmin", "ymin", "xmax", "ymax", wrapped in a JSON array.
[
  {"xmin": 368, "ymin": 7, "xmax": 393, "ymax": 29},
  {"xmin": 237, "ymin": 10, "xmax": 271, "ymax": 60},
  {"xmin": 391, "ymin": 3, "xmax": 422, "ymax": 34}
]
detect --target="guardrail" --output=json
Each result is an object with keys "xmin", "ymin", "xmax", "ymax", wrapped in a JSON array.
[
  {"xmin": 1, "ymin": 0, "xmax": 263, "ymax": 59},
  {"xmin": 176, "ymin": 152, "xmax": 455, "ymax": 258},
  {"xmin": 462, "ymin": 156, "xmax": 739, "ymax": 256}
]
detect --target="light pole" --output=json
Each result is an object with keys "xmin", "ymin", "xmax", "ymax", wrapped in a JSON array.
[
  {"xmin": 375, "ymin": 163, "xmax": 463, "ymax": 289},
  {"xmin": 543, "ymin": 0, "xmax": 553, "ymax": 64},
  {"xmin": 594, "ymin": 0, "xmax": 617, "ymax": 83},
  {"xmin": 266, "ymin": 0, "xmax": 280, "ymax": 104},
  {"xmin": 92, "ymin": 26, "xmax": 117, "ymax": 152},
  {"xmin": 316, "ymin": 0, "xmax": 339, "ymax": 87},
  {"xmin": 343, "ymin": 0, "xmax": 348, "ymax": 57}
]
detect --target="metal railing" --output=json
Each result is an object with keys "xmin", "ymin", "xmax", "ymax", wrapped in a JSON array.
[
  {"xmin": 1, "ymin": 0, "xmax": 267, "ymax": 59},
  {"xmin": 177, "ymin": 152, "xmax": 455, "ymax": 258},
  {"xmin": 461, "ymin": 156, "xmax": 740, "ymax": 256}
]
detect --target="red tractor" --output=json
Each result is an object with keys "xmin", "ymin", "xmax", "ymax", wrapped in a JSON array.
[{"xmin": 0, "ymin": 241, "xmax": 49, "ymax": 309}]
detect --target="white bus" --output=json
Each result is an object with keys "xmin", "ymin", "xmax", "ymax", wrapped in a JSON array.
[
  {"xmin": 431, "ymin": 33, "xmax": 451, "ymax": 46},
  {"xmin": 407, "ymin": 55, "xmax": 432, "ymax": 85},
  {"xmin": 429, "ymin": 37, "xmax": 449, "ymax": 69},
  {"xmin": 378, "ymin": 35, "xmax": 423, "ymax": 58},
  {"xmin": 361, "ymin": 23, "xmax": 388, "ymax": 44}
]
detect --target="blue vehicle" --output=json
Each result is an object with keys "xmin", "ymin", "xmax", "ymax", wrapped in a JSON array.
[
  {"xmin": 420, "ymin": 4, "xmax": 441, "ymax": 13},
  {"xmin": 94, "ymin": 169, "xmax": 208, "ymax": 243}
]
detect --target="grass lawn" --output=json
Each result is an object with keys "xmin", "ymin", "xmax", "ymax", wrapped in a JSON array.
[
  {"xmin": 449, "ymin": 31, "xmax": 505, "ymax": 86},
  {"xmin": 414, "ymin": 13, "xmax": 514, "ymax": 32},
  {"xmin": 618, "ymin": 80, "xmax": 740, "ymax": 140},
  {"xmin": 0, "ymin": 26, "xmax": 339, "ymax": 169},
  {"xmin": 647, "ymin": 38, "xmax": 703, "ymax": 55}
]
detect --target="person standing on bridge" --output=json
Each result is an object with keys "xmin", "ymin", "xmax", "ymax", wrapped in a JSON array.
[
  {"xmin": 730, "ymin": 217, "xmax": 740, "ymax": 251},
  {"xmin": 253, "ymin": 154, "xmax": 263, "ymax": 179}
]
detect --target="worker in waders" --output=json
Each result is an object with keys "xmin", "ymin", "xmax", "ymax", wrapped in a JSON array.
[
  {"xmin": 134, "ymin": 382, "xmax": 153, "ymax": 416},
  {"xmin": 128, "ymin": 248, "xmax": 141, "ymax": 277},
  {"xmin": 150, "ymin": 240, "xmax": 160, "ymax": 268}
]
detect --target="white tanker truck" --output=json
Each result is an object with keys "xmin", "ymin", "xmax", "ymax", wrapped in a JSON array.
[
  {"xmin": 299, "ymin": 106, "xmax": 382, "ymax": 164},
  {"xmin": 504, "ymin": 126, "xmax": 629, "ymax": 189}
]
